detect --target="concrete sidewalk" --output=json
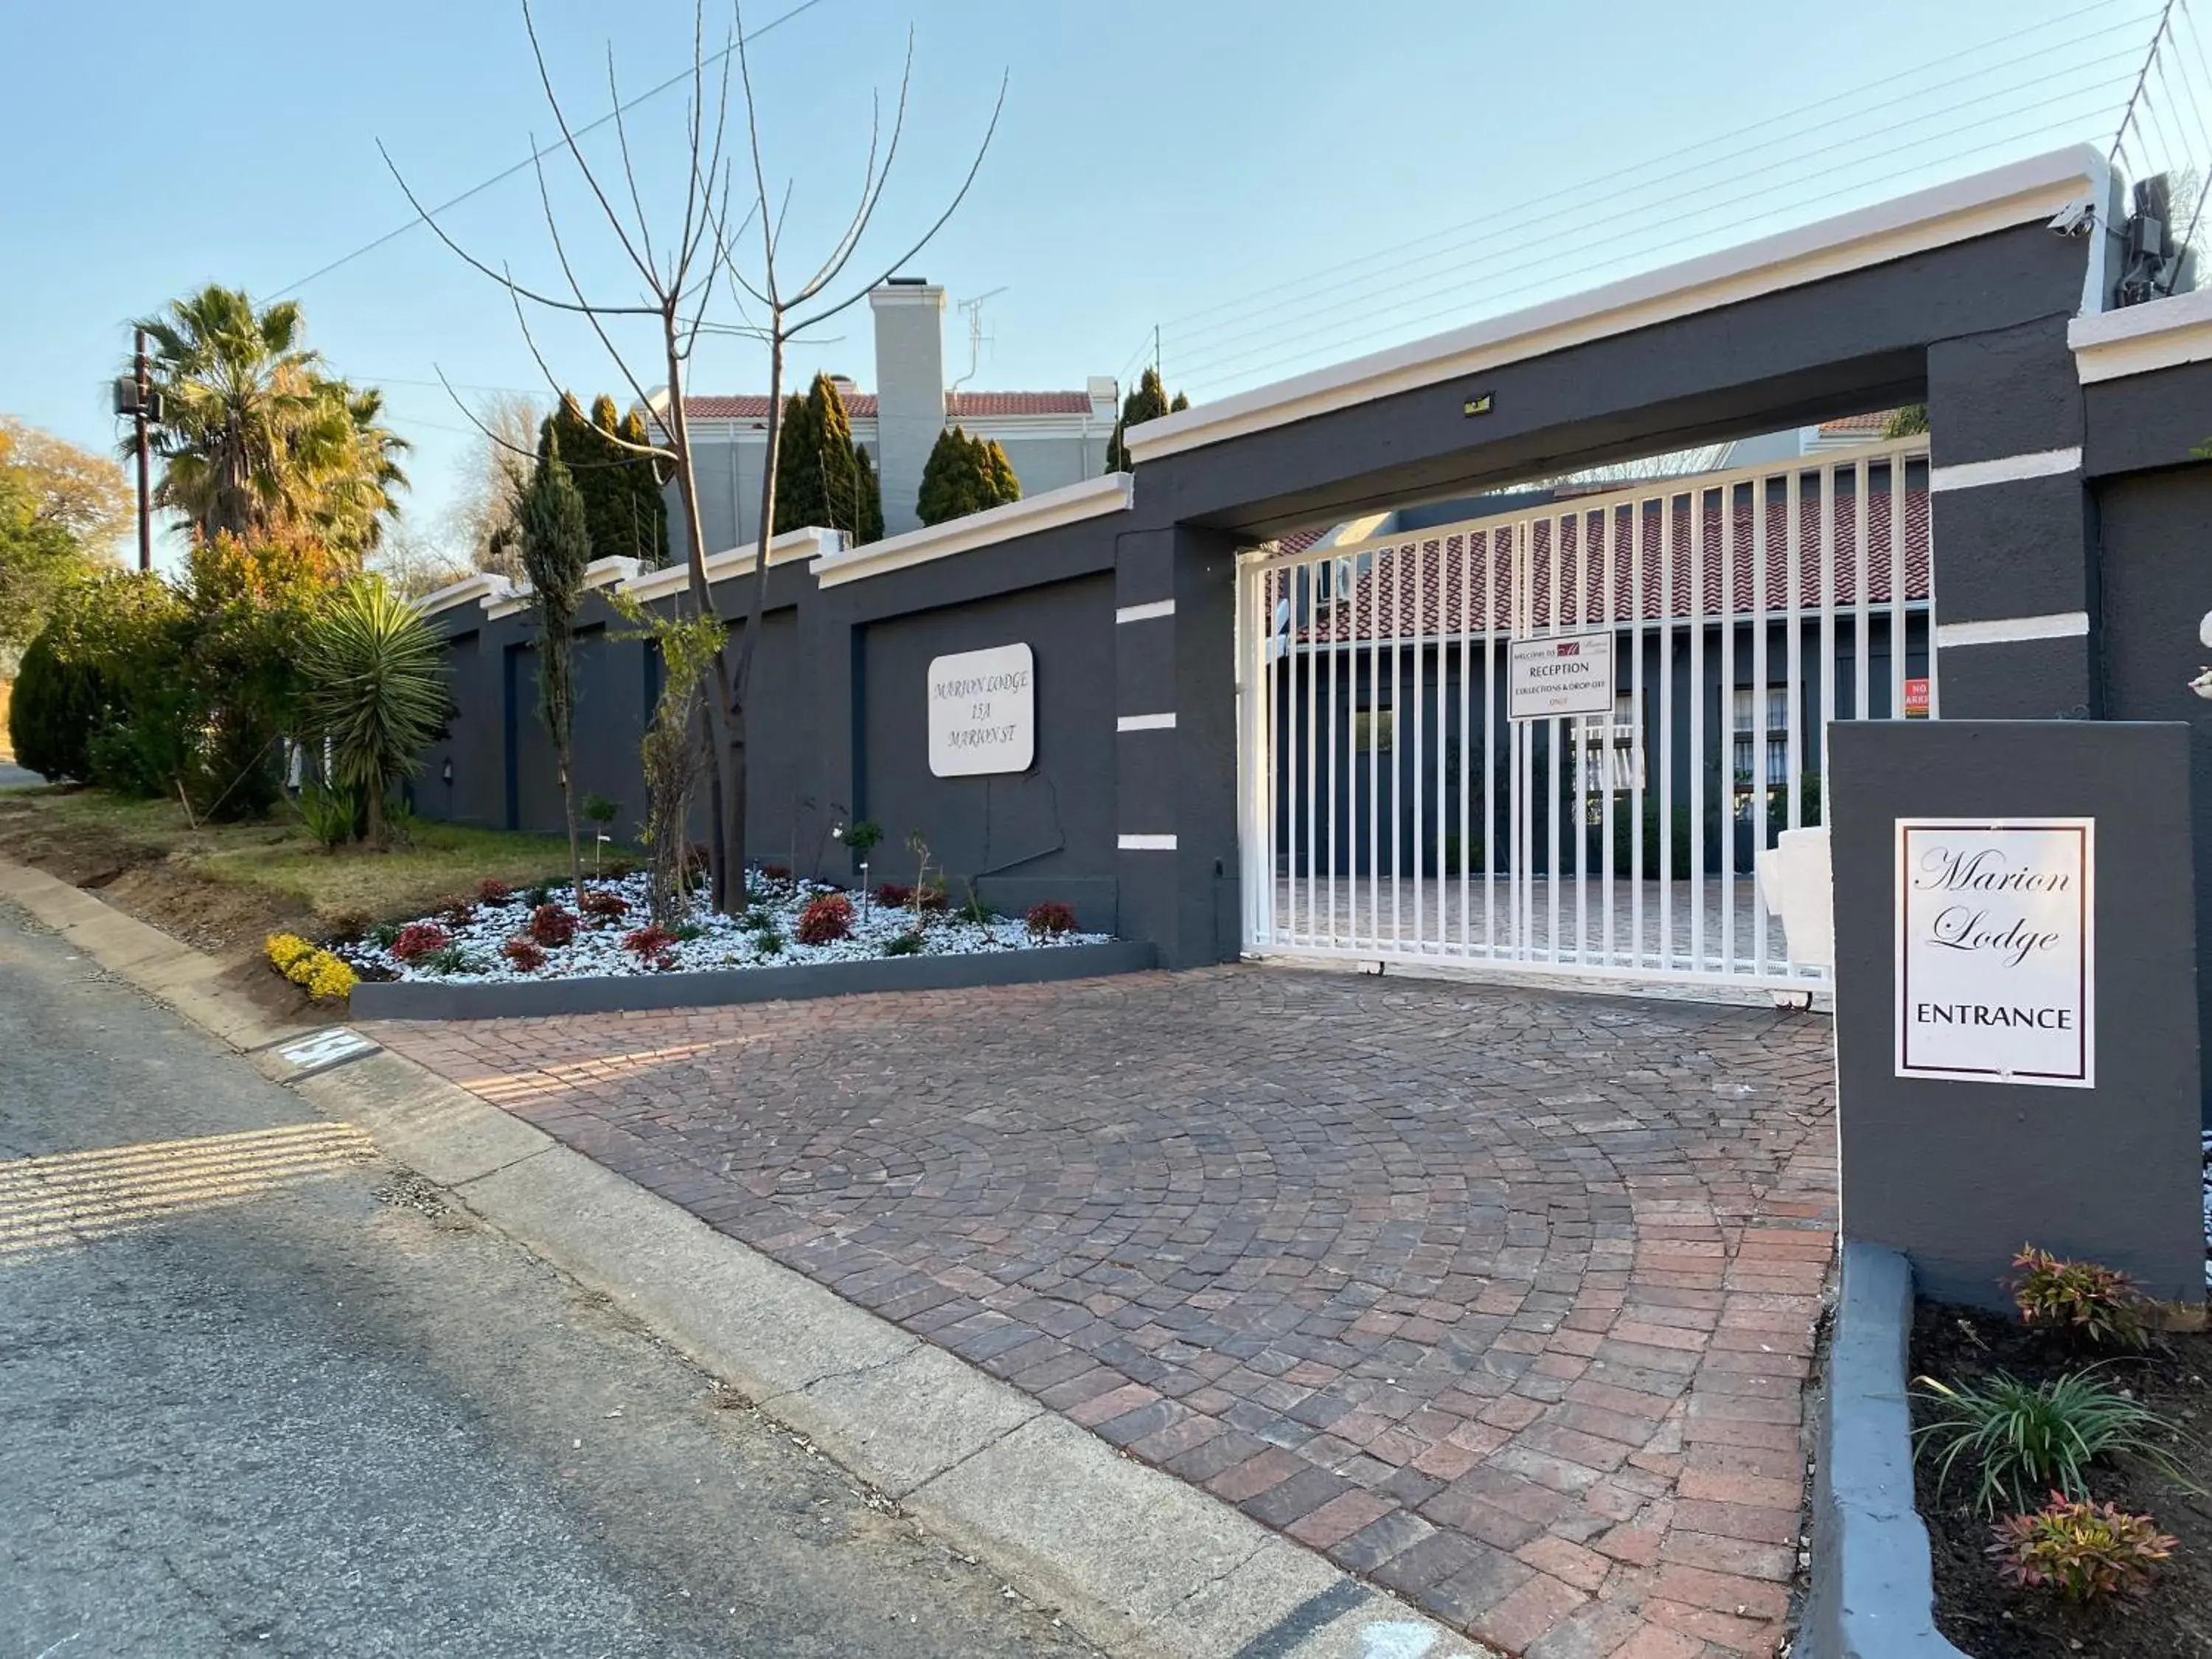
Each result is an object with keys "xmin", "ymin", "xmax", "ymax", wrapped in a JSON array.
[{"xmin": 0, "ymin": 854, "xmax": 1476, "ymax": 1659}]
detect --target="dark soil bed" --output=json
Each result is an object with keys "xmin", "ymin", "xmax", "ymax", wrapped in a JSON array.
[{"xmin": 1911, "ymin": 1299, "xmax": 2212, "ymax": 1658}]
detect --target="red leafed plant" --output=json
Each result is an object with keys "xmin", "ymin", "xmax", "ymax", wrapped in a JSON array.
[
  {"xmin": 390, "ymin": 922, "xmax": 453, "ymax": 964},
  {"xmin": 874, "ymin": 882, "xmax": 914, "ymax": 908},
  {"xmin": 528, "ymin": 904, "xmax": 578, "ymax": 947},
  {"xmin": 915, "ymin": 886, "xmax": 947, "ymax": 913},
  {"xmin": 477, "ymin": 877, "xmax": 512, "ymax": 905},
  {"xmin": 579, "ymin": 887, "xmax": 629, "ymax": 925},
  {"xmin": 796, "ymin": 893, "xmax": 855, "ymax": 945},
  {"xmin": 622, "ymin": 922, "xmax": 678, "ymax": 962},
  {"xmin": 760, "ymin": 863, "xmax": 792, "ymax": 881},
  {"xmin": 1025, "ymin": 901, "xmax": 1079, "ymax": 939},
  {"xmin": 501, "ymin": 936, "xmax": 547, "ymax": 973},
  {"xmin": 1989, "ymin": 1495, "xmax": 2177, "ymax": 1601},
  {"xmin": 2011, "ymin": 1246, "xmax": 2150, "ymax": 1349}
]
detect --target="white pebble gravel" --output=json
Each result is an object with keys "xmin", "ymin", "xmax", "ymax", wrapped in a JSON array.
[{"xmin": 341, "ymin": 869, "xmax": 1105, "ymax": 985}]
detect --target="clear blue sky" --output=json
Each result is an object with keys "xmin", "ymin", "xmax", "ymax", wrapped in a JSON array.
[{"xmin": 0, "ymin": 0, "xmax": 2163, "ymax": 566}]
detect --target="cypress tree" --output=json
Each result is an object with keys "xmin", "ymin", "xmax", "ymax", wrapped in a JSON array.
[
  {"xmin": 772, "ymin": 374, "xmax": 882, "ymax": 545},
  {"xmin": 917, "ymin": 425, "xmax": 1022, "ymax": 526},
  {"xmin": 538, "ymin": 392, "xmax": 669, "ymax": 568},
  {"xmin": 616, "ymin": 407, "xmax": 669, "ymax": 566},
  {"xmin": 1105, "ymin": 366, "xmax": 1187, "ymax": 472}
]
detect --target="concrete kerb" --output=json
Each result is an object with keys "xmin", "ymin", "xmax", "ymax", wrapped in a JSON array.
[
  {"xmin": 349, "ymin": 937, "xmax": 1162, "ymax": 1020},
  {"xmin": 1803, "ymin": 1242, "xmax": 1969, "ymax": 1659},
  {"xmin": 0, "ymin": 855, "xmax": 1476, "ymax": 1659},
  {"xmin": 307, "ymin": 1050, "xmax": 1481, "ymax": 1659}
]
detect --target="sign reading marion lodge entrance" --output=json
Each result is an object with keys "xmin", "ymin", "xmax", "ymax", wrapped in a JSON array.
[
  {"xmin": 927, "ymin": 644, "xmax": 1036, "ymax": 778},
  {"xmin": 1896, "ymin": 819, "xmax": 2094, "ymax": 1088}
]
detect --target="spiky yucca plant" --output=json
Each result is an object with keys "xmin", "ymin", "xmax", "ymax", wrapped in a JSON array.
[{"xmin": 300, "ymin": 580, "xmax": 448, "ymax": 849}]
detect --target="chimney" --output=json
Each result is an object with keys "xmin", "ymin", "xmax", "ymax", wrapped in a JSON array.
[{"xmin": 869, "ymin": 279, "xmax": 946, "ymax": 535}]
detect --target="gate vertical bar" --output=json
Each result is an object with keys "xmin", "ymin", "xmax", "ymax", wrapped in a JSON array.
[
  {"xmin": 1412, "ymin": 539, "xmax": 1427, "ymax": 953},
  {"xmin": 1689, "ymin": 484, "xmax": 1708, "ymax": 974},
  {"xmin": 1719, "ymin": 479, "xmax": 1737, "ymax": 975},
  {"xmin": 1659, "ymin": 490, "xmax": 1675, "ymax": 972},
  {"xmin": 1327, "ymin": 555, "xmax": 1340, "ymax": 949},
  {"xmin": 1458, "ymin": 535, "xmax": 1472, "ymax": 959},
  {"xmin": 1854, "ymin": 459, "xmax": 1872, "ymax": 725},
  {"xmin": 1818, "ymin": 462, "xmax": 1837, "ymax": 829},
  {"xmin": 1890, "ymin": 454, "xmax": 1909, "ymax": 720},
  {"xmin": 1751, "ymin": 472, "xmax": 1770, "ymax": 976}
]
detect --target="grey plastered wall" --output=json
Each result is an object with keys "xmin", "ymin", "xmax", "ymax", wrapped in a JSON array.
[
  {"xmin": 854, "ymin": 572, "xmax": 1119, "ymax": 928},
  {"xmin": 1826, "ymin": 720, "xmax": 2202, "ymax": 1306},
  {"xmin": 413, "ymin": 204, "xmax": 2124, "ymax": 972},
  {"xmin": 2091, "ymin": 454, "xmax": 2212, "ymax": 1116}
]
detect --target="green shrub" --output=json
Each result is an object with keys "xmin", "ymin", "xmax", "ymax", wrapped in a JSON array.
[
  {"xmin": 421, "ymin": 943, "xmax": 483, "ymax": 976},
  {"xmin": 1989, "ymin": 1495, "xmax": 2177, "ymax": 1601},
  {"xmin": 299, "ymin": 580, "xmax": 448, "ymax": 849},
  {"xmin": 2011, "ymin": 1246, "xmax": 2150, "ymax": 1349},
  {"xmin": 7, "ymin": 630, "xmax": 103, "ymax": 782},
  {"xmin": 1915, "ymin": 1369, "xmax": 2189, "ymax": 1515},
  {"xmin": 754, "ymin": 928, "xmax": 785, "ymax": 956},
  {"xmin": 881, "ymin": 930, "xmax": 925, "ymax": 956},
  {"xmin": 297, "ymin": 784, "xmax": 362, "ymax": 849}
]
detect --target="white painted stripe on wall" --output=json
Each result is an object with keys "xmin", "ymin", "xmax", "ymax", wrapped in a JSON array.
[
  {"xmin": 1118, "ymin": 833, "xmax": 1178, "ymax": 851},
  {"xmin": 1116, "ymin": 712, "xmax": 1177, "ymax": 731},
  {"xmin": 1928, "ymin": 448, "xmax": 2081, "ymax": 493},
  {"xmin": 1116, "ymin": 599, "xmax": 1175, "ymax": 624},
  {"xmin": 1935, "ymin": 611, "xmax": 2090, "ymax": 647}
]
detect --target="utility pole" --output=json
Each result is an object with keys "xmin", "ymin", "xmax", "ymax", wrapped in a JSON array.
[
  {"xmin": 131, "ymin": 329, "xmax": 153, "ymax": 571},
  {"xmin": 1153, "ymin": 324, "xmax": 1161, "ymax": 389}
]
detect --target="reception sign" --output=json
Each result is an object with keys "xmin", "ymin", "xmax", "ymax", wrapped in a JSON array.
[
  {"xmin": 1895, "ymin": 818, "xmax": 2093, "ymax": 1088},
  {"xmin": 928, "ymin": 644, "xmax": 1035, "ymax": 777},
  {"xmin": 1508, "ymin": 631, "xmax": 1615, "ymax": 720}
]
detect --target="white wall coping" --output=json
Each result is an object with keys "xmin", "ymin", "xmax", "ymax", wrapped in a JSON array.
[
  {"xmin": 2068, "ymin": 284, "xmax": 2212, "ymax": 383},
  {"xmin": 1128, "ymin": 145, "xmax": 2109, "ymax": 466},
  {"xmin": 413, "ymin": 571, "xmax": 514, "ymax": 619},
  {"xmin": 623, "ymin": 526, "xmax": 844, "ymax": 605},
  {"xmin": 813, "ymin": 473, "xmax": 1135, "ymax": 589}
]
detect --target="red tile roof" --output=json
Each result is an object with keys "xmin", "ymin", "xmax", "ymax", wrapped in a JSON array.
[
  {"xmin": 682, "ymin": 391, "xmax": 1096, "ymax": 421},
  {"xmin": 1279, "ymin": 479, "xmax": 1931, "ymax": 644},
  {"xmin": 1818, "ymin": 411, "xmax": 1897, "ymax": 434}
]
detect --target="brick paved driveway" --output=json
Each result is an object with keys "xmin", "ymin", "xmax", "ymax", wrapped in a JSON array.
[{"xmin": 370, "ymin": 968, "xmax": 1835, "ymax": 1658}]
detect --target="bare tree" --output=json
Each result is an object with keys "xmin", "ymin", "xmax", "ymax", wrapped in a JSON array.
[
  {"xmin": 445, "ymin": 392, "xmax": 542, "ymax": 577},
  {"xmin": 385, "ymin": 1, "xmax": 1001, "ymax": 912}
]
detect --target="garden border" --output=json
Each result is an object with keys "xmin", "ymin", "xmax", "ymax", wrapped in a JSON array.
[
  {"xmin": 1804, "ymin": 1242, "xmax": 1971, "ymax": 1659},
  {"xmin": 348, "ymin": 938, "xmax": 1158, "ymax": 1020}
]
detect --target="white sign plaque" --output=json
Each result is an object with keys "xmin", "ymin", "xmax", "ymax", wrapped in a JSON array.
[
  {"xmin": 928, "ymin": 643, "xmax": 1035, "ymax": 777},
  {"xmin": 1895, "ymin": 818, "xmax": 2093, "ymax": 1088},
  {"xmin": 1509, "ymin": 631, "xmax": 1615, "ymax": 720}
]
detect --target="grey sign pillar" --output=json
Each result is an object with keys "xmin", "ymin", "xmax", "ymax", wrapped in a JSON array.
[
  {"xmin": 1827, "ymin": 720, "xmax": 2202, "ymax": 1307},
  {"xmin": 1924, "ymin": 315, "xmax": 2096, "ymax": 720},
  {"xmin": 1114, "ymin": 524, "xmax": 1244, "ymax": 967}
]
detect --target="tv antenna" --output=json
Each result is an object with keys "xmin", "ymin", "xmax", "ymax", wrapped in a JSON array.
[{"xmin": 951, "ymin": 287, "xmax": 1009, "ymax": 389}]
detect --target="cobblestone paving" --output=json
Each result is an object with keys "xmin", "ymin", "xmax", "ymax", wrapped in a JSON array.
[{"xmin": 370, "ymin": 968, "xmax": 1835, "ymax": 1659}]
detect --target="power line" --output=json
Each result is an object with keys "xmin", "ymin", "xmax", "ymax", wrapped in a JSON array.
[
  {"xmin": 1171, "ymin": 53, "xmax": 2138, "ymax": 384},
  {"xmin": 1191, "ymin": 78, "xmax": 2133, "ymax": 394},
  {"xmin": 272, "ymin": 0, "xmax": 834, "ymax": 295},
  {"xmin": 1153, "ymin": 0, "xmax": 2152, "ymax": 344}
]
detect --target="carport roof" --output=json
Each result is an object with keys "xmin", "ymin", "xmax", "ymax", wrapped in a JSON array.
[{"xmin": 1284, "ymin": 480, "xmax": 1931, "ymax": 641}]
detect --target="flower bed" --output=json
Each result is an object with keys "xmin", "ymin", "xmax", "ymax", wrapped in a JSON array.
[
  {"xmin": 338, "ymin": 869, "xmax": 1107, "ymax": 985},
  {"xmin": 1912, "ymin": 1298, "xmax": 2212, "ymax": 1658}
]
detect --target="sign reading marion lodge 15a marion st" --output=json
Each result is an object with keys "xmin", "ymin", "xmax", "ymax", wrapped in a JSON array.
[
  {"xmin": 927, "ymin": 644, "xmax": 1036, "ymax": 778},
  {"xmin": 1896, "ymin": 818, "xmax": 2094, "ymax": 1088}
]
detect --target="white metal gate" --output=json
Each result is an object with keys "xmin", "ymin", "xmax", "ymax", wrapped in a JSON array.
[{"xmin": 1236, "ymin": 437, "xmax": 1933, "ymax": 990}]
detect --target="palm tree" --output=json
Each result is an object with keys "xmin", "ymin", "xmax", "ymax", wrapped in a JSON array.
[
  {"xmin": 300, "ymin": 382, "xmax": 410, "ymax": 563},
  {"xmin": 134, "ymin": 285, "xmax": 327, "ymax": 541},
  {"xmin": 131, "ymin": 285, "xmax": 408, "ymax": 562}
]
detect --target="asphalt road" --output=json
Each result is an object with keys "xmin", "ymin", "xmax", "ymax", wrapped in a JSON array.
[{"xmin": 0, "ymin": 901, "xmax": 1103, "ymax": 1659}]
